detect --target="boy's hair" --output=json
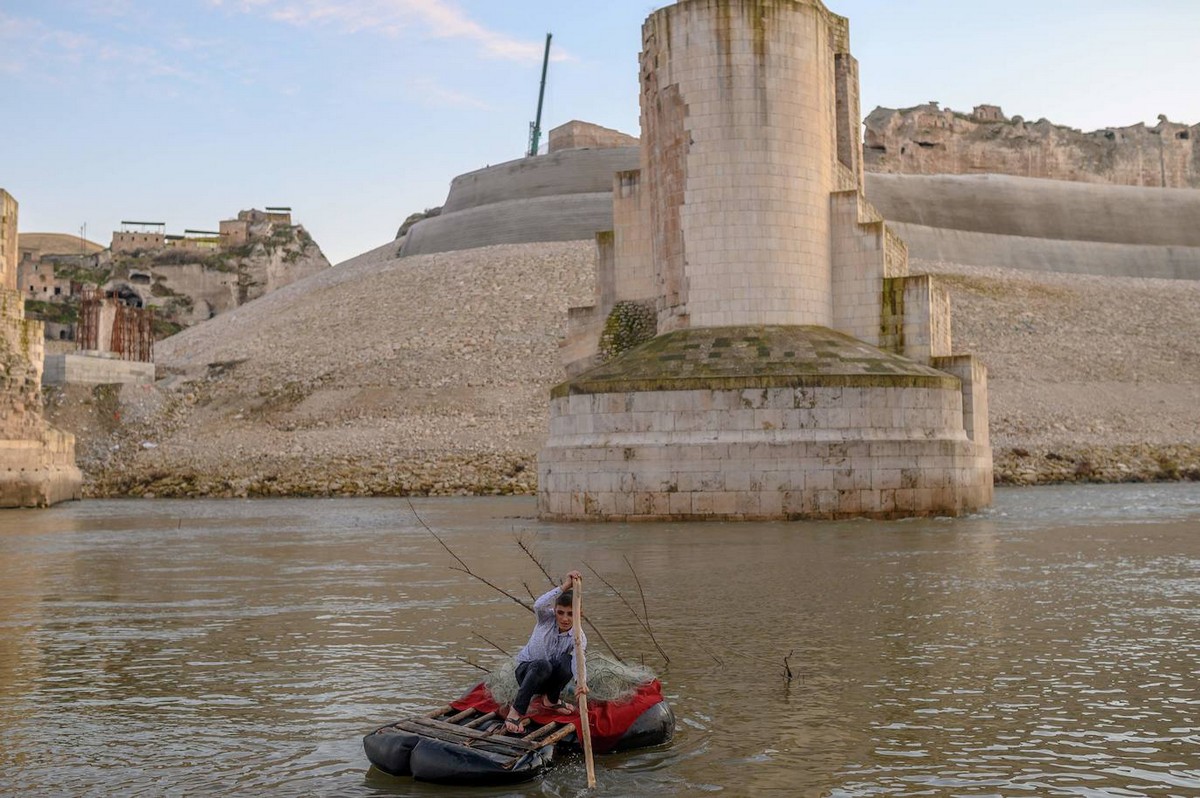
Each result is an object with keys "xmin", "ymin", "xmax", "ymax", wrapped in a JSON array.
[{"xmin": 556, "ymin": 589, "xmax": 574, "ymax": 608}]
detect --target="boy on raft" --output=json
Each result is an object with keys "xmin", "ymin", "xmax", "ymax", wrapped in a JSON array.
[{"xmin": 504, "ymin": 569, "xmax": 589, "ymax": 734}]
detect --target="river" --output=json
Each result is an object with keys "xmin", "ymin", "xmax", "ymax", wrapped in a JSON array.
[{"xmin": 1, "ymin": 484, "xmax": 1198, "ymax": 797}]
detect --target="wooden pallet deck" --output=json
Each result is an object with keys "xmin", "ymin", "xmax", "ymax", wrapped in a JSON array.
[{"xmin": 375, "ymin": 706, "xmax": 577, "ymax": 769}]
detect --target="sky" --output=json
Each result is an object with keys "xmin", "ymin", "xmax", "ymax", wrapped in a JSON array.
[{"xmin": 4, "ymin": 1, "xmax": 1200, "ymax": 265}]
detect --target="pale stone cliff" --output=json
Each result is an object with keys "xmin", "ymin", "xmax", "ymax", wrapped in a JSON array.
[{"xmin": 864, "ymin": 103, "xmax": 1199, "ymax": 189}]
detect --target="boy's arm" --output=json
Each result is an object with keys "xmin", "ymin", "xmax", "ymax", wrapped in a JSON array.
[{"xmin": 532, "ymin": 586, "xmax": 561, "ymax": 619}]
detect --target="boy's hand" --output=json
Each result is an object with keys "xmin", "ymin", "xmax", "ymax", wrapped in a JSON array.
[
  {"xmin": 575, "ymin": 684, "xmax": 589, "ymax": 697},
  {"xmin": 564, "ymin": 570, "xmax": 583, "ymax": 589}
]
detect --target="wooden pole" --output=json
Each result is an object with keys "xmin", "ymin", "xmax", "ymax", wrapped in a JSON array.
[{"xmin": 572, "ymin": 576, "xmax": 597, "ymax": 788}]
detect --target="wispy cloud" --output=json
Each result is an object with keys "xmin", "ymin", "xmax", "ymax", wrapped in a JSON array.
[
  {"xmin": 0, "ymin": 11, "xmax": 193, "ymax": 82},
  {"xmin": 210, "ymin": 0, "xmax": 563, "ymax": 63},
  {"xmin": 406, "ymin": 77, "xmax": 494, "ymax": 110}
]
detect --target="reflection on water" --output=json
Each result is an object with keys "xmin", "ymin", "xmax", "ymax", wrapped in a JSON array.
[{"xmin": 0, "ymin": 484, "xmax": 1198, "ymax": 796}]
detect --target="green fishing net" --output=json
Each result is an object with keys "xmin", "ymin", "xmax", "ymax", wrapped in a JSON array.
[{"xmin": 483, "ymin": 653, "xmax": 658, "ymax": 705}]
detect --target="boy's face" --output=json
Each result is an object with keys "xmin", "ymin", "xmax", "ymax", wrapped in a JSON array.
[{"xmin": 555, "ymin": 603, "xmax": 574, "ymax": 632}]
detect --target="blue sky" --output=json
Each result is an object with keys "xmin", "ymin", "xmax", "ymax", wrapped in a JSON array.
[{"xmin": 4, "ymin": 1, "xmax": 1199, "ymax": 265}]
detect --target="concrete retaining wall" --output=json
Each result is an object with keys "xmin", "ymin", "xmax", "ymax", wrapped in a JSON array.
[
  {"xmin": 401, "ymin": 193, "xmax": 617, "ymax": 257},
  {"xmin": 892, "ymin": 222, "xmax": 1200, "ymax": 279},
  {"xmin": 442, "ymin": 149, "xmax": 640, "ymax": 214},
  {"xmin": 44, "ymin": 353, "xmax": 156, "ymax": 385},
  {"xmin": 865, "ymin": 173, "xmax": 1200, "ymax": 247},
  {"xmin": 402, "ymin": 155, "xmax": 1200, "ymax": 279}
]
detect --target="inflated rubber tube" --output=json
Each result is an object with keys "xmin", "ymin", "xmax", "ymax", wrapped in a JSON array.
[
  {"xmin": 407, "ymin": 737, "xmax": 553, "ymax": 785},
  {"xmin": 362, "ymin": 727, "xmax": 421, "ymax": 777},
  {"xmin": 612, "ymin": 701, "xmax": 675, "ymax": 752}
]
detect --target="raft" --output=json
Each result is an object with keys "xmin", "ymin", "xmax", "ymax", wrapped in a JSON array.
[{"xmin": 364, "ymin": 679, "xmax": 674, "ymax": 785}]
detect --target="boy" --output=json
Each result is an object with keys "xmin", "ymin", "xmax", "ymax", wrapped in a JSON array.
[{"xmin": 504, "ymin": 569, "xmax": 589, "ymax": 733}]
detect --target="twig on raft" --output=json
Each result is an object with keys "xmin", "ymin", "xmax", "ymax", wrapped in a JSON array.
[
  {"xmin": 585, "ymin": 563, "xmax": 671, "ymax": 664},
  {"xmin": 472, "ymin": 632, "xmax": 510, "ymax": 657},
  {"xmin": 456, "ymin": 656, "xmax": 490, "ymax": 674},
  {"xmin": 515, "ymin": 534, "xmax": 559, "ymax": 588}
]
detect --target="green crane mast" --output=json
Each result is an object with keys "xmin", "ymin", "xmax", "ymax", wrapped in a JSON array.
[{"xmin": 527, "ymin": 33, "xmax": 553, "ymax": 158}]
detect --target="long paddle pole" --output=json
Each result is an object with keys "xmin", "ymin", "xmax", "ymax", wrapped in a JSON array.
[{"xmin": 571, "ymin": 576, "xmax": 597, "ymax": 788}]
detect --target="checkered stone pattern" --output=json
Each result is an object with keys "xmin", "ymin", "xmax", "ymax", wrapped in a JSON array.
[{"xmin": 538, "ymin": 383, "xmax": 993, "ymax": 521}]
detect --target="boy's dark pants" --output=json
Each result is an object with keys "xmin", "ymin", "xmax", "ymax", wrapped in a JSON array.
[{"xmin": 513, "ymin": 651, "xmax": 573, "ymax": 715}]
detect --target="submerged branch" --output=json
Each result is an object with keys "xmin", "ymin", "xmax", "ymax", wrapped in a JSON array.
[{"xmin": 727, "ymin": 646, "xmax": 795, "ymax": 682}]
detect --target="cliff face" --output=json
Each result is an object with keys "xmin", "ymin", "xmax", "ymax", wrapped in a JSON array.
[{"xmin": 864, "ymin": 103, "xmax": 1199, "ymax": 189}]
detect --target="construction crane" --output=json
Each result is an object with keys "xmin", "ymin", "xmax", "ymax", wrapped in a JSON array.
[{"xmin": 527, "ymin": 33, "xmax": 552, "ymax": 158}]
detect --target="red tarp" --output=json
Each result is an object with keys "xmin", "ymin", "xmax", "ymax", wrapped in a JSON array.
[{"xmin": 450, "ymin": 680, "xmax": 664, "ymax": 754}]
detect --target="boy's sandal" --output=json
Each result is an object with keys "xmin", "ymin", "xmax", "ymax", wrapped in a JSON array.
[
  {"xmin": 504, "ymin": 716, "xmax": 529, "ymax": 734},
  {"xmin": 543, "ymin": 699, "xmax": 576, "ymax": 715}
]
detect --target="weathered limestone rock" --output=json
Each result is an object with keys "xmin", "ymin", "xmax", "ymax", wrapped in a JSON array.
[
  {"xmin": 539, "ymin": 0, "xmax": 992, "ymax": 521},
  {"xmin": 0, "ymin": 190, "xmax": 82, "ymax": 507},
  {"xmin": 865, "ymin": 103, "xmax": 1200, "ymax": 189}
]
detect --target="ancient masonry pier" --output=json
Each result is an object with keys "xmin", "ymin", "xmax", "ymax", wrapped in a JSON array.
[
  {"xmin": 0, "ymin": 190, "xmax": 82, "ymax": 507},
  {"xmin": 538, "ymin": 0, "xmax": 993, "ymax": 520}
]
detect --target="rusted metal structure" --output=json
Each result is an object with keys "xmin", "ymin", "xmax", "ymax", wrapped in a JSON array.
[{"xmin": 77, "ymin": 287, "xmax": 155, "ymax": 362}]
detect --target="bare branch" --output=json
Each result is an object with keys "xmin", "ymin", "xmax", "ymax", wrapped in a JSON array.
[
  {"xmin": 408, "ymin": 499, "xmax": 628, "ymax": 663},
  {"xmin": 515, "ymin": 534, "xmax": 558, "ymax": 587},
  {"xmin": 585, "ymin": 563, "xmax": 670, "ymax": 664},
  {"xmin": 472, "ymin": 632, "xmax": 511, "ymax": 657},
  {"xmin": 408, "ymin": 499, "xmax": 470, "ymax": 571},
  {"xmin": 582, "ymin": 617, "xmax": 625, "ymax": 664},
  {"xmin": 522, "ymin": 581, "xmax": 537, "ymax": 602},
  {"xmin": 448, "ymin": 566, "xmax": 533, "ymax": 613},
  {"xmin": 624, "ymin": 554, "xmax": 650, "ymax": 627}
]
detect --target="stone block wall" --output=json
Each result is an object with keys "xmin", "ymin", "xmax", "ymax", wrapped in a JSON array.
[
  {"xmin": 831, "ymin": 191, "xmax": 887, "ymax": 346},
  {"xmin": 641, "ymin": 0, "xmax": 841, "ymax": 330},
  {"xmin": 880, "ymin": 275, "xmax": 952, "ymax": 365},
  {"xmin": 934, "ymin": 354, "xmax": 990, "ymax": 448},
  {"xmin": 111, "ymin": 231, "xmax": 165, "ymax": 254},
  {"xmin": 1, "ymin": 191, "xmax": 16, "ymax": 291},
  {"xmin": 540, "ymin": 383, "xmax": 992, "ymax": 521},
  {"xmin": 612, "ymin": 170, "xmax": 655, "ymax": 304},
  {"xmin": 219, "ymin": 219, "xmax": 250, "ymax": 248}
]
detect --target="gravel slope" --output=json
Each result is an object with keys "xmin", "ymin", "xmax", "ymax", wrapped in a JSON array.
[{"xmin": 50, "ymin": 241, "xmax": 1200, "ymax": 497}]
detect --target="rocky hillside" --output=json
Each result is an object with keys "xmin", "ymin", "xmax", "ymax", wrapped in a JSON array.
[{"xmin": 42, "ymin": 240, "xmax": 1200, "ymax": 498}]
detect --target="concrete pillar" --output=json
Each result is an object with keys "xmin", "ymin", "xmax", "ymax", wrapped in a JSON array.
[{"xmin": 641, "ymin": 0, "xmax": 841, "ymax": 331}]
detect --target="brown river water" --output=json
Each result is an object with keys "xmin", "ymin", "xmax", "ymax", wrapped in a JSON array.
[{"xmin": 1, "ymin": 485, "xmax": 1198, "ymax": 797}]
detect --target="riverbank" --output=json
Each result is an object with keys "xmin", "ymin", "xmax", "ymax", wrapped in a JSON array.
[{"xmin": 45, "ymin": 240, "xmax": 1200, "ymax": 498}]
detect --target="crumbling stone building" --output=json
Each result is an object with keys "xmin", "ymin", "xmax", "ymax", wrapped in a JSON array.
[
  {"xmin": 538, "ymin": 0, "xmax": 992, "ymax": 521},
  {"xmin": 0, "ymin": 189, "xmax": 82, "ymax": 507}
]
